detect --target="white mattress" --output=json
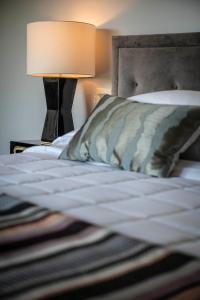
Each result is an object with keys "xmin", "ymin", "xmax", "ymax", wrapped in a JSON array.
[{"xmin": 0, "ymin": 151, "xmax": 200, "ymax": 258}]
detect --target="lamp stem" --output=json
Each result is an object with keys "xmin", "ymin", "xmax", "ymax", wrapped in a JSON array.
[
  {"xmin": 57, "ymin": 78, "xmax": 60, "ymax": 138},
  {"xmin": 42, "ymin": 77, "xmax": 77, "ymax": 142}
]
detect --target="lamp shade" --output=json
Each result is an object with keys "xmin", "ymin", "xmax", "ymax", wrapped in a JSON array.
[{"xmin": 27, "ymin": 21, "xmax": 95, "ymax": 78}]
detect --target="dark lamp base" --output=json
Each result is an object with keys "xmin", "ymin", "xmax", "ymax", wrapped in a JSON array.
[{"xmin": 42, "ymin": 78, "xmax": 77, "ymax": 142}]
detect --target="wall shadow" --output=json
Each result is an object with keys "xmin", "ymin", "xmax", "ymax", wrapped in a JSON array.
[
  {"xmin": 95, "ymin": 28, "xmax": 119, "ymax": 79},
  {"xmin": 82, "ymin": 28, "xmax": 119, "ymax": 116}
]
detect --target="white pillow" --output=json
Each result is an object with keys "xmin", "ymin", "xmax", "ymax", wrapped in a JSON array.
[
  {"xmin": 24, "ymin": 130, "xmax": 78, "ymax": 158},
  {"xmin": 128, "ymin": 90, "xmax": 200, "ymax": 106},
  {"xmin": 172, "ymin": 159, "xmax": 200, "ymax": 181},
  {"xmin": 52, "ymin": 130, "xmax": 77, "ymax": 146}
]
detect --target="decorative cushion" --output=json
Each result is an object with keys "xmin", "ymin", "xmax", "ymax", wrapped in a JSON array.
[
  {"xmin": 180, "ymin": 136, "xmax": 200, "ymax": 161},
  {"xmin": 59, "ymin": 95, "xmax": 200, "ymax": 177},
  {"xmin": 128, "ymin": 90, "xmax": 200, "ymax": 162}
]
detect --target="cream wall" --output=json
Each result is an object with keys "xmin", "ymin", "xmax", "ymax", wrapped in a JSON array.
[{"xmin": 0, "ymin": 0, "xmax": 200, "ymax": 154}]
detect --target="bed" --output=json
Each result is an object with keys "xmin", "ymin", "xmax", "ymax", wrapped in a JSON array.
[{"xmin": 0, "ymin": 32, "xmax": 200, "ymax": 299}]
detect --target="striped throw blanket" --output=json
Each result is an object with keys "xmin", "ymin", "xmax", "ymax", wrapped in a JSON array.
[{"xmin": 0, "ymin": 194, "xmax": 199, "ymax": 300}]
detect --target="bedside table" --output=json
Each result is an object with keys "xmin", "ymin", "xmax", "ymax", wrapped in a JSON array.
[{"xmin": 10, "ymin": 140, "xmax": 51, "ymax": 154}]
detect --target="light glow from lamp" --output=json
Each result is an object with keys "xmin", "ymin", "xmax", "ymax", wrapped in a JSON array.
[{"xmin": 27, "ymin": 21, "xmax": 95, "ymax": 78}]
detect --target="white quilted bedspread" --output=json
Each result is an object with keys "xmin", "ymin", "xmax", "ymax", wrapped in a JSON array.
[{"xmin": 0, "ymin": 152, "xmax": 200, "ymax": 258}]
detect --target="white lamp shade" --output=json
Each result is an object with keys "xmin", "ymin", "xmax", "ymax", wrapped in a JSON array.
[{"xmin": 27, "ymin": 21, "xmax": 95, "ymax": 78}]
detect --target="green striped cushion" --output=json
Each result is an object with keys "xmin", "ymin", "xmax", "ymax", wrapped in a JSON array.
[{"xmin": 59, "ymin": 95, "xmax": 200, "ymax": 177}]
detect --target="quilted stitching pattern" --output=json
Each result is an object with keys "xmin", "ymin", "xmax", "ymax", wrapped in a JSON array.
[{"xmin": 0, "ymin": 153, "xmax": 200, "ymax": 258}]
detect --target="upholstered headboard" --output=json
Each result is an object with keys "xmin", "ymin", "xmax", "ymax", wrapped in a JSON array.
[{"xmin": 112, "ymin": 32, "xmax": 200, "ymax": 97}]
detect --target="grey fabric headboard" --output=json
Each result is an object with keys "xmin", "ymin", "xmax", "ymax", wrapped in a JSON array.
[{"xmin": 112, "ymin": 32, "xmax": 200, "ymax": 97}]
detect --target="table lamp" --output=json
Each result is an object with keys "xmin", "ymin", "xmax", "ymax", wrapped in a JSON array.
[{"xmin": 27, "ymin": 21, "xmax": 95, "ymax": 142}]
